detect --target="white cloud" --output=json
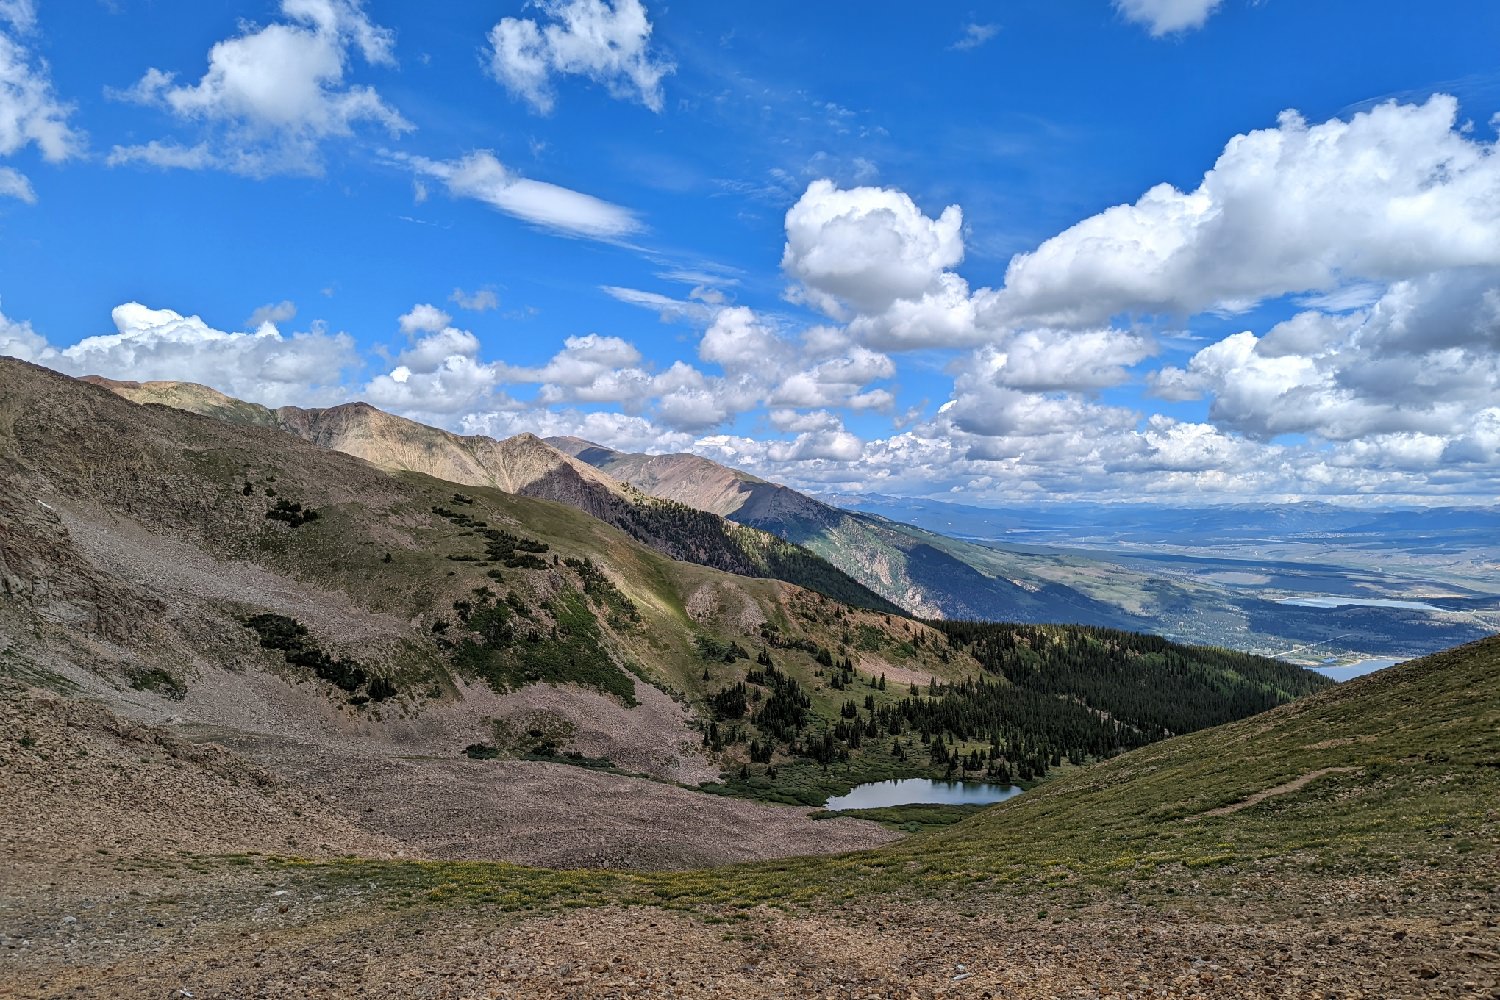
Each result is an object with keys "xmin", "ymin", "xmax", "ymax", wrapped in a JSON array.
[
  {"xmin": 401, "ymin": 151, "xmax": 641, "ymax": 241},
  {"xmin": 394, "ymin": 327, "xmax": 483, "ymax": 374},
  {"xmin": 783, "ymin": 179, "xmax": 964, "ymax": 319},
  {"xmin": 698, "ymin": 306, "xmax": 780, "ymax": 370},
  {"xmin": 0, "ymin": 13, "xmax": 85, "ymax": 199},
  {"xmin": 768, "ymin": 425, "xmax": 864, "ymax": 463},
  {"xmin": 975, "ymin": 328, "xmax": 1155, "ymax": 391},
  {"xmin": 951, "ymin": 23, "xmax": 999, "ymax": 52},
  {"xmin": 36, "ymin": 302, "xmax": 358, "ymax": 407},
  {"xmin": 487, "ymin": 0, "xmax": 674, "ymax": 115},
  {"xmin": 601, "ymin": 285, "xmax": 716, "ymax": 323},
  {"xmin": 0, "ymin": 163, "xmax": 31, "ymax": 201},
  {"xmin": 363, "ymin": 349, "xmax": 507, "ymax": 418},
  {"xmin": 990, "ymin": 96, "xmax": 1500, "ymax": 327},
  {"xmin": 0, "ymin": 298, "xmax": 50, "ymax": 360},
  {"xmin": 769, "ymin": 347, "xmax": 895, "ymax": 409},
  {"xmin": 105, "ymin": 140, "xmax": 215, "ymax": 171},
  {"xmin": 463, "ymin": 406, "xmax": 693, "ymax": 454},
  {"xmin": 247, "ymin": 300, "xmax": 297, "ymax": 327},
  {"xmin": 1114, "ymin": 0, "xmax": 1223, "ymax": 37},
  {"xmin": 450, "ymin": 287, "xmax": 499, "ymax": 312},
  {"xmin": 110, "ymin": 0, "xmax": 410, "ymax": 177},
  {"xmin": 397, "ymin": 302, "xmax": 452, "ymax": 335},
  {"xmin": 1151, "ymin": 269, "xmax": 1500, "ymax": 443},
  {"xmin": 532, "ymin": 333, "xmax": 644, "ymax": 385},
  {"xmin": 0, "ymin": 2, "xmax": 37, "ymax": 35}
]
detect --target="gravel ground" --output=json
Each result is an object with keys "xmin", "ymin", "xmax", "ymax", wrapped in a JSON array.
[
  {"xmin": 5, "ymin": 876, "xmax": 1496, "ymax": 999},
  {"xmin": 208, "ymin": 727, "xmax": 896, "ymax": 869}
]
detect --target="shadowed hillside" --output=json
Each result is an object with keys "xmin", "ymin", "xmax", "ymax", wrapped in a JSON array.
[
  {"xmin": 83, "ymin": 375, "xmax": 902, "ymax": 614},
  {"xmin": 551, "ymin": 436, "xmax": 1150, "ymax": 624}
]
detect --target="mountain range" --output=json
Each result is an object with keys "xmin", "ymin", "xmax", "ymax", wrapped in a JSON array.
[
  {"xmin": 4, "ymin": 356, "xmax": 1496, "ymax": 995},
  {"xmin": 81, "ymin": 374, "xmax": 1499, "ymax": 668}
]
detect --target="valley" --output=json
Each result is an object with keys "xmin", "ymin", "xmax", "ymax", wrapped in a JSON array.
[
  {"xmin": 841, "ymin": 494, "xmax": 1500, "ymax": 671},
  {"xmin": 7, "ymin": 6, "xmax": 1500, "ymax": 994},
  {"xmin": 2, "ymin": 359, "xmax": 1496, "ymax": 997}
]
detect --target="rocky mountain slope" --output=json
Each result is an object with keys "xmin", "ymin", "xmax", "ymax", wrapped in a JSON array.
[
  {"xmin": 84, "ymin": 375, "xmax": 901, "ymax": 614},
  {"xmin": 8, "ymin": 358, "xmax": 947, "ymax": 866},
  {"xmin": 550, "ymin": 435, "xmax": 1147, "ymax": 623},
  {"xmin": 5, "ymin": 358, "xmax": 1492, "ymax": 995},
  {"xmin": 5, "ymin": 358, "xmax": 1325, "ymax": 813},
  {"xmin": 6, "ymin": 612, "xmax": 1493, "ymax": 995}
]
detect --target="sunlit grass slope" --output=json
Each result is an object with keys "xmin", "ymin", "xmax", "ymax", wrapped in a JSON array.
[{"xmin": 263, "ymin": 634, "xmax": 1498, "ymax": 910}]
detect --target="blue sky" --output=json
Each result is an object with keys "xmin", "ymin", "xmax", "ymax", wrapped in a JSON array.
[{"xmin": 4, "ymin": 0, "xmax": 1500, "ymax": 504}]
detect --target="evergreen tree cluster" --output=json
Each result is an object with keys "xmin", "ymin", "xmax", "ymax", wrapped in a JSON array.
[
  {"xmin": 264, "ymin": 498, "xmax": 320, "ymax": 527},
  {"xmin": 713, "ymin": 620, "xmax": 1328, "ymax": 785},
  {"xmin": 563, "ymin": 556, "xmax": 641, "ymax": 626},
  {"xmin": 243, "ymin": 613, "xmax": 394, "ymax": 703},
  {"xmin": 743, "ymin": 656, "xmax": 812, "ymax": 744},
  {"xmin": 432, "ymin": 504, "xmax": 551, "ymax": 569},
  {"xmin": 604, "ymin": 493, "xmax": 902, "ymax": 614},
  {"xmin": 438, "ymin": 585, "xmax": 636, "ymax": 704},
  {"xmin": 931, "ymin": 620, "xmax": 1330, "ymax": 737}
]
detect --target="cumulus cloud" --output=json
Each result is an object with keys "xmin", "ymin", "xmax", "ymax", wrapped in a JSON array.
[
  {"xmin": 487, "ymin": 0, "xmax": 674, "ymax": 114},
  {"xmin": 1114, "ymin": 0, "xmax": 1223, "ymax": 37},
  {"xmin": 399, "ymin": 150, "xmax": 641, "ymax": 241},
  {"xmin": 0, "ymin": 9, "xmax": 86, "ymax": 199},
  {"xmin": 783, "ymin": 179, "xmax": 964, "ymax": 319},
  {"xmin": 109, "ymin": 0, "xmax": 410, "ymax": 177},
  {"xmin": 360, "ymin": 309, "xmax": 514, "ymax": 419},
  {"xmin": 974, "ymin": 328, "xmax": 1155, "ymax": 392},
  {"xmin": 19, "ymin": 302, "xmax": 356, "ymax": 406},
  {"xmin": 698, "ymin": 306, "xmax": 780, "ymax": 369},
  {"xmin": 463, "ymin": 406, "xmax": 693, "ymax": 454},
  {"xmin": 1151, "ymin": 269, "xmax": 1500, "ymax": 443},
  {"xmin": 770, "ymin": 347, "xmax": 895, "ymax": 409},
  {"xmin": 0, "ymin": 298, "xmax": 50, "ymax": 360},
  {"xmin": 989, "ymin": 96, "xmax": 1500, "ymax": 327},
  {"xmin": 777, "ymin": 180, "xmax": 995, "ymax": 351},
  {"xmin": 397, "ymin": 302, "xmax": 451, "ymax": 335}
]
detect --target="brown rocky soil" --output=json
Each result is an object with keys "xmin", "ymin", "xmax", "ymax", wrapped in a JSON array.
[
  {"xmin": 200, "ymin": 725, "xmax": 896, "ymax": 870},
  {"xmin": 3, "ymin": 864, "xmax": 1496, "ymax": 999}
]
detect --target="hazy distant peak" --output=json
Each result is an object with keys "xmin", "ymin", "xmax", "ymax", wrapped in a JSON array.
[{"xmin": 82, "ymin": 374, "xmax": 280, "ymax": 428}]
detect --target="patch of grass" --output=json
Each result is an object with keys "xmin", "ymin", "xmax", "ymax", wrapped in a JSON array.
[
  {"xmin": 125, "ymin": 666, "xmax": 187, "ymax": 701},
  {"xmin": 448, "ymin": 586, "xmax": 637, "ymax": 705},
  {"xmin": 809, "ymin": 802, "xmax": 991, "ymax": 832}
]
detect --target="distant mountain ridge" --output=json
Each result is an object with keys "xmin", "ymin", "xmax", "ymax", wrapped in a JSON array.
[
  {"xmin": 82, "ymin": 376, "xmax": 900, "ymax": 614},
  {"xmin": 548, "ymin": 436, "xmax": 1136, "ymax": 626}
]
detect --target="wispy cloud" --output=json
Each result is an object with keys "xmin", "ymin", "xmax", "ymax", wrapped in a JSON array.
[
  {"xmin": 393, "ymin": 150, "xmax": 643, "ymax": 242},
  {"xmin": 950, "ymin": 22, "xmax": 999, "ymax": 52}
]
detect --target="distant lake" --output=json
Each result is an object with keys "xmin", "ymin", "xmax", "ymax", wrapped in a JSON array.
[
  {"xmin": 823, "ymin": 778, "xmax": 1023, "ymax": 811},
  {"xmin": 1314, "ymin": 657, "xmax": 1405, "ymax": 682},
  {"xmin": 1277, "ymin": 596, "xmax": 1442, "ymax": 612}
]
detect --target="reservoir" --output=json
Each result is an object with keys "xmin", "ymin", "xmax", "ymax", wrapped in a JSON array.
[
  {"xmin": 1276, "ymin": 596, "xmax": 1442, "ymax": 612},
  {"xmin": 823, "ymin": 777, "xmax": 1024, "ymax": 811},
  {"xmin": 1314, "ymin": 657, "xmax": 1404, "ymax": 682}
]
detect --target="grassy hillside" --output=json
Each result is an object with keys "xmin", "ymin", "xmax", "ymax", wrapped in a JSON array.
[
  {"xmin": 283, "ymin": 633, "xmax": 1500, "ymax": 910},
  {"xmin": 87, "ymin": 377, "xmax": 903, "ymax": 614},
  {"xmin": 552, "ymin": 435, "xmax": 1152, "ymax": 625},
  {"xmin": 4, "ymin": 359, "xmax": 1333, "ymax": 810}
]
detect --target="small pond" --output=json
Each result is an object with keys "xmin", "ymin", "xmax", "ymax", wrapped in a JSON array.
[{"xmin": 822, "ymin": 778, "xmax": 1024, "ymax": 811}]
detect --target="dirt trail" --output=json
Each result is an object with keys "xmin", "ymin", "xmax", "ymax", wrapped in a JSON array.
[{"xmin": 1197, "ymin": 766, "xmax": 1361, "ymax": 818}]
